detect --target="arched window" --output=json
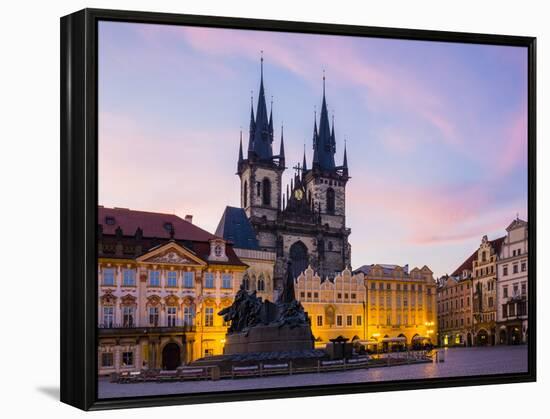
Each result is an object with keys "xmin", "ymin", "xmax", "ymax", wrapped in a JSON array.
[
  {"xmin": 242, "ymin": 273, "xmax": 250, "ymax": 290},
  {"xmin": 262, "ymin": 178, "xmax": 271, "ymax": 206},
  {"xmin": 289, "ymin": 241, "xmax": 309, "ymax": 279},
  {"xmin": 257, "ymin": 274, "xmax": 265, "ymax": 291},
  {"xmin": 243, "ymin": 180, "xmax": 248, "ymax": 207},
  {"xmin": 326, "ymin": 187, "xmax": 335, "ymax": 214},
  {"xmin": 327, "ymin": 241, "xmax": 333, "ymax": 251}
]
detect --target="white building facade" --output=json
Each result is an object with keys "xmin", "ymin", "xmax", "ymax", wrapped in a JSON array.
[{"xmin": 496, "ymin": 218, "xmax": 529, "ymax": 344}]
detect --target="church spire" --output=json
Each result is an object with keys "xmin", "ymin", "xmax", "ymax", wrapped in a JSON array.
[
  {"xmin": 313, "ymin": 71, "xmax": 336, "ymax": 171},
  {"xmin": 279, "ymin": 124, "xmax": 285, "ymax": 167},
  {"xmin": 302, "ymin": 143, "xmax": 308, "ymax": 173},
  {"xmin": 312, "ymin": 108, "xmax": 319, "ymax": 167},
  {"xmin": 250, "ymin": 52, "xmax": 273, "ymax": 160},
  {"xmin": 342, "ymin": 139, "xmax": 349, "ymax": 177},
  {"xmin": 238, "ymin": 129, "xmax": 244, "ymax": 163},
  {"xmin": 248, "ymin": 92, "xmax": 255, "ymax": 154}
]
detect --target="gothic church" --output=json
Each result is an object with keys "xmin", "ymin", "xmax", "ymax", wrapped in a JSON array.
[{"xmin": 219, "ymin": 59, "xmax": 351, "ymax": 290}]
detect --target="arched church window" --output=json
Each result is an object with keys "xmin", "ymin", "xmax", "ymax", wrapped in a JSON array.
[
  {"xmin": 242, "ymin": 273, "xmax": 250, "ymax": 290},
  {"xmin": 257, "ymin": 274, "xmax": 265, "ymax": 291},
  {"xmin": 326, "ymin": 187, "xmax": 335, "ymax": 214},
  {"xmin": 289, "ymin": 241, "xmax": 308, "ymax": 279},
  {"xmin": 243, "ymin": 180, "xmax": 248, "ymax": 207},
  {"xmin": 262, "ymin": 178, "xmax": 271, "ymax": 206},
  {"xmin": 256, "ymin": 182, "xmax": 261, "ymax": 197}
]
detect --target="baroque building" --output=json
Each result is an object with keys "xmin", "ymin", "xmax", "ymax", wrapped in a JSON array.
[
  {"xmin": 436, "ymin": 256, "xmax": 474, "ymax": 347},
  {"xmin": 226, "ymin": 59, "xmax": 351, "ymax": 291},
  {"xmin": 295, "ymin": 266, "xmax": 366, "ymax": 346},
  {"xmin": 97, "ymin": 206, "xmax": 247, "ymax": 376},
  {"xmin": 353, "ymin": 264, "xmax": 438, "ymax": 351},
  {"xmin": 471, "ymin": 235, "xmax": 504, "ymax": 346},
  {"xmin": 496, "ymin": 218, "xmax": 528, "ymax": 344}
]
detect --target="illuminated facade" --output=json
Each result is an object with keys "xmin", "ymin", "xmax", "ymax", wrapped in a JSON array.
[
  {"xmin": 355, "ymin": 264, "xmax": 438, "ymax": 350},
  {"xmin": 295, "ymin": 266, "xmax": 366, "ymax": 346},
  {"xmin": 97, "ymin": 207, "xmax": 247, "ymax": 376}
]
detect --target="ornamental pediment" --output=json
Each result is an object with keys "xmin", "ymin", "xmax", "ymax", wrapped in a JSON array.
[
  {"xmin": 148, "ymin": 251, "xmax": 194, "ymax": 264},
  {"xmin": 137, "ymin": 241, "xmax": 206, "ymax": 266}
]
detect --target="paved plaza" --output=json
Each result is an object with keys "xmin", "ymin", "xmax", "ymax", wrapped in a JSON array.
[{"xmin": 98, "ymin": 345, "xmax": 528, "ymax": 399}]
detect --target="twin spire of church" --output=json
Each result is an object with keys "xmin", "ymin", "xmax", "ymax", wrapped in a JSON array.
[{"xmin": 240, "ymin": 56, "xmax": 347, "ymax": 176}]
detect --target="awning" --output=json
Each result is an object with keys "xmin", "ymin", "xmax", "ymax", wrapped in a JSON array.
[
  {"xmin": 412, "ymin": 336, "xmax": 431, "ymax": 341},
  {"xmin": 381, "ymin": 337, "xmax": 407, "ymax": 343}
]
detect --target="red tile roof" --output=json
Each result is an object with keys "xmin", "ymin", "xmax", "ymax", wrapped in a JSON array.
[{"xmin": 98, "ymin": 206, "xmax": 218, "ymax": 242}]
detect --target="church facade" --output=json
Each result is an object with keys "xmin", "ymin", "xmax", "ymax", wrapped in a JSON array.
[{"xmin": 232, "ymin": 60, "xmax": 351, "ymax": 290}]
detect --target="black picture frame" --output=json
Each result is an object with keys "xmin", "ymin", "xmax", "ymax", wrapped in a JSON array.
[{"xmin": 60, "ymin": 8, "xmax": 537, "ymax": 411}]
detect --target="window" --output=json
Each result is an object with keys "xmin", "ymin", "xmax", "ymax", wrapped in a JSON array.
[
  {"xmin": 488, "ymin": 297, "xmax": 493, "ymax": 308},
  {"xmin": 204, "ymin": 349, "xmax": 214, "ymax": 357},
  {"xmin": 397, "ymin": 313, "xmax": 401, "ymax": 326},
  {"xmin": 314, "ymin": 292, "xmax": 319, "ymax": 299},
  {"xmin": 521, "ymin": 282, "xmax": 527, "ymax": 296},
  {"xmin": 183, "ymin": 271, "xmax": 194, "ymax": 288},
  {"xmin": 243, "ymin": 180, "xmax": 248, "ymax": 207},
  {"xmin": 351, "ymin": 293, "xmax": 356, "ymax": 299},
  {"xmin": 149, "ymin": 307, "xmax": 159, "ymax": 326},
  {"xmin": 167, "ymin": 271, "xmax": 177, "ymax": 288},
  {"xmin": 327, "ymin": 241, "xmax": 333, "ymax": 251},
  {"xmin": 122, "ymin": 269, "xmax": 135, "ymax": 286},
  {"xmin": 521, "ymin": 262, "xmax": 527, "ymax": 272},
  {"xmin": 183, "ymin": 306, "xmax": 194, "ymax": 326},
  {"xmin": 346, "ymin": 315, "xmax": 353, "ymax": 326},
  {"xmin": 214, "ymin": 245, "xmax": 222, "ymax": 257},
  {"xmin": 337, "ymin": 293, "xmax": 342, "ymax": 299},
  {"xmin": 336, "ymin": 315, "xmax": 343, "ymax": 326},
  {"xmin": 257, "ymin": 274, "xmax": 265, "ymax": 291},
  {"xmin": 326, "ymin": 188, "xmax": 335, "ymax": 214},
  {"xmin": 518, "ymin": 248, "xmax": 522, "ymax": 255},
  {"xmin": 317, "ymin": 315, "xmax": 323, "ymax": 326},
  {"xmin": 101, "ymin": 352, "xmax": 114, "ymax": 367},
  {"xmin": 503, "ymin": 286, "xmax": 508, "ymax": 298},
  {"xmin": 256, "ymin": 182, "xmax": 261, "ymax": 197},
  {"xmin": 122, "ymin": 351, "xmax": 134, "ymax": 367},
  {"xmin": 503, "ymin": 265, "xmax": 508, "ymax": 276},
  {"xmin": 167, "ymin": 306, "xmax": 177, "ymax": 327},
  {"xmin": 103, "ymin": 268, "xmax": 115, "ymax": 286},
  {"xmin": 149, "ymin": 270, "xmax": 160, "ymax": 287},
  {"xmin": 502, "ymin": 304, "xmax": 507, "ymax": 318},
  {"xmin": 513, "ymin": 264, "xmax": 519, "ymax": 274},
  {"xmin": 386, "ymin": 312, "xmax": 391, "ymax": 326},
  {"xmin": 222, "ymin": 274, "xmax": 232, "ymax": 289},
  {"xmin": 122, "ymin": 306, "xmax": 134, "ymax": 327},
  {"xmin": 204, "ymin": 272, "xmax": 215, "ymax": 288},
  {"xmin": 262, "ymin": 178, "xmax": 271, "ymax": 206},
  {"xmin": 356, "ymin": 315, "xmax": 362, "ymax": 326},
  {"xmin": 509, "ymin": 304, "xmax": 516, "ymax": 317},
  {"xmin": 103, "ymin": 306, "xmax": 114, "ymax": 328},
  {"xmin": 307, "ymin": 292, "xmax": 312, "ymax": 299},
  {"xmin": 205, "ymin": 307, "xmax": 214, "ymax": 327},
  {"xmin": 482, "ymin": 251, "xmax": 487, "ymax": 262}
]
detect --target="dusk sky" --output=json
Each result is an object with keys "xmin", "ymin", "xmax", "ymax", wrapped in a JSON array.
[{"xmin": 98, "ymin": 21, "xmax": 528, "ymax": 277}]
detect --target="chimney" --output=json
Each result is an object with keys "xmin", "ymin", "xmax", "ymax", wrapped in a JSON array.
[{"xmin": 185, "ymin": 214, "xmax": 193, "ymax": 224}]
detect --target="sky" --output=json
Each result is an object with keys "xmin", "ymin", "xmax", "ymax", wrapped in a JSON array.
[{"xmin": 98, "ymin": 21, "xmax": 528, "ymax": 278}]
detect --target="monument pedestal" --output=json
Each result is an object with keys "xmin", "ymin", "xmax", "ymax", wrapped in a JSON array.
[{"xmin": 223, "ymin": 324, "xmax": 313, "ymax": 355}]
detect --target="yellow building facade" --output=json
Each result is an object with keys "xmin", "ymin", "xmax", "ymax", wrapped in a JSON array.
[{"xmin": 295, "ymin": 264, "xmax": 438, "ymax": 351}]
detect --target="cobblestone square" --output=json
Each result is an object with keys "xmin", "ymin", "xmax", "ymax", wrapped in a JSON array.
[{"xmin": 98, "ymin": 346, "xmax": 528, "ymax": 399}]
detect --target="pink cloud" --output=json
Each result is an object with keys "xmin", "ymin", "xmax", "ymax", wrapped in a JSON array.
[{"xmin": 495, "ymin": 109, "xmax": 528, "ymax": 177}]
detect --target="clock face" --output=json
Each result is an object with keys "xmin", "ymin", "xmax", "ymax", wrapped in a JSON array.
[{"xmin": 294, "ymin": 189, "xmax": 304, "ymax": 200}]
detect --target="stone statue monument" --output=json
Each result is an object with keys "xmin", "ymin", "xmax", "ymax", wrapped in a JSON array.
[{"xmin": 218, "ymin": 261, "xmax": 313, "ymax": 354}]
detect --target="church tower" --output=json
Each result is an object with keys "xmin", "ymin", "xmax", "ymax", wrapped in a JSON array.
[
  {"xmin": 304, "ymin": 75, "xmax": 350, "ymax": 231},
  {"xmin": 237, "ymin": 56, "xmax": 285, "ymax": 249}
]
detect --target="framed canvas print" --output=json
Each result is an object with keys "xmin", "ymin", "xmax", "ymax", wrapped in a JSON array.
[{"xmin": 60, "ymin": 8, "xmax": 536, "ymax": 411}]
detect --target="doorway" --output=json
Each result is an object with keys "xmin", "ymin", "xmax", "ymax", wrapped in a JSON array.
[{"xmin": 162, "ymin": 342, "xmax": 181, "ymax": 370}]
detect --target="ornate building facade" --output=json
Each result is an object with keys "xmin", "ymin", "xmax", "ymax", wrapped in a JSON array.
[
  {"xmin": 295, "ymin": 267, "xmax": 366, "ymax": 346},
  {"xmin": 233, "ymin": 59, "xmax": 351, "ymax": 290},
  {"xmin": 97, "ymin": 206, "xmax": 247, "ymax": 376},
  {"xmin": 496, "ymin": 218, "xmax": 528, "ymax": 344},
  {"xmin": 353, "ymin": 264, "xmax": 438, "ymax": 350},
  {"xmin": 471, "ymin": 235, "xmax": 504, "ymax": 346}
]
